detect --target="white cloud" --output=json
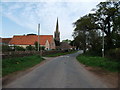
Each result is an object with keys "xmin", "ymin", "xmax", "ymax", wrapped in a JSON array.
[
  {"xmin": 2, "ymin": 2, "xmax": 102, "ymax": 40},
  {"xmin": 1, "ymin": 0, "xmax": 106, "ymax": 2}
]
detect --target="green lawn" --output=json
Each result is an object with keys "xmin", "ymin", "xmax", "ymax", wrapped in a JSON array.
[
  {"xmin": 76, "ymin": 54, "xmax": 119, "ymax": 72},
  {"xmin": 2, "ymin": 55, "xmax": 44, "ymax": 76},
  {"xmin": 44, "ymin": 51, "xmax": 77, "ymax": 57}
]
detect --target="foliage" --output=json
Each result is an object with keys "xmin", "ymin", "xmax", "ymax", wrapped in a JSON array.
[
  {"xmin": 73, "ymin": 1, "xmax": 120, "ymax": 55},
  {"xmin": 76, "ymin": 54, "xmax": 119, "ymax": 72},
  {"xmin": 2, "ymin": 55, "xmax": 44, "ymax": 76},
  {"xmin": 92, "ymin": 1, "xmax": 120, "ymax": 50},
  {"xmin": 26, "ymin": 45, "xmax": 35, "ymax": 51},
  {"xmin": 106, "ymin": 48, "xmax": 120, "ymax": 61},
  {"xmin": 15, "ymin": 46, "xmax": 25, "ymax": 51},
  {"xmin": 41, "ymin": 46, "xmax": 45, "ymax": 50},
  {"xmin": 34, "ymin": 42, "xmax": 45, "ymax": 51},
  {"xmin": 2, "ymin": 45, "xmax": 13, "ymax": 52},
  {"xmin": 62, "ymin": 39, "xmax": 71, "ymax": 44},
  {"xmin": 34, "ymin": 41, "xmax": 39, "ymax": 51},
  {"xmin": 73, "ymin": 14, "xmax": 99, "ymax": 53}
]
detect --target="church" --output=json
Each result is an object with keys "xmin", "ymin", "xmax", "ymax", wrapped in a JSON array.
[
  {"xmin": 1, "ymin": 18, "xmax": 74, "ymax": 50},
  {"xmin": 6, "ymin": 18, "xmax": 61, "ymax": 50}
]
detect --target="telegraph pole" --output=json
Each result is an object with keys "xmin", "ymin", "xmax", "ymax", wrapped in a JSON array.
[
  {"xmin": 102, "ymin": 27, "xmax": 104, "ymax": 57},
  {"xmin": 38, "ymin": 24, "xmax": 40, "ymax": 51}
]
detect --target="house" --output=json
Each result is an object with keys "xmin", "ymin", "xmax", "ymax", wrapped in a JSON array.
[
  {"xmin": 1, "ymin": 18, "xmax": 61, "ymax": 50},
  {"xmin": 0, "ymin": 38, "xmax": 12, "ymax": 45},
  {"xmin": 9, "ymin": 35, "xmax": 56, "ymax": 50}
]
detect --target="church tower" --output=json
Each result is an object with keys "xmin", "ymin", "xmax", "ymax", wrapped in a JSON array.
[{"xmin": 54, "ymin": 18, "xmax": 60, "ymax": 46}]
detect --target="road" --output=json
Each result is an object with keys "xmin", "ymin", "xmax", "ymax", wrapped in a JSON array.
[{"xmin": 4, "ymin": 51, "xmax": 108, "ymax": 88}]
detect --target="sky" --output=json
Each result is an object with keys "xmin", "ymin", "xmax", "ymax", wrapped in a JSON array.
[{"xmin": 1, "ymin": 0, "xmax": 106, "ymax": 41}]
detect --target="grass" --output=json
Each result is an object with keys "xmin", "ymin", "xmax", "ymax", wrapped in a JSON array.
[
  {"xmin": 76, "ymin": 54, "xmax": 119, "ymax": 72},
  {"xmin": 44, "ymin": 51, "xmax": 77, "ymax": 57},
  {"xmin": 2, "ymin": 55, "xmax": 44, "ymax": 76}
]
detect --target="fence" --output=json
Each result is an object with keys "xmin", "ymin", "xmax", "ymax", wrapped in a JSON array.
[{"xmin": 2, "ymin": 50, "xmax": 65, "ymax": 59}]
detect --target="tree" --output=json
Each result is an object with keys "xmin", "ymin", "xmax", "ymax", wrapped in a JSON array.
[
  {"xmin": 73, "ymin": 1, "xmax": 120, "ymax": 55},
  {"xmin": 34, "ymin": 41, "xmax": 45, "ymax": 51},
  {"xmin": 88, "ymin": 30, "xmax": 102, "ymax": 56},
  {"xmin": 92, "ymin": 1, "xmax": 120, "ymax": 50},
  {"xmin": 62, "ymin": 39, "xmax": 71, "ymax": 44},
  {"xmin": 34, "ymin": 41, "xmax": 39, "ymax": 51},
  {"xmin": 26, "ymin": 45, "xmax": 35, "ymax": 51},
  {"xmin": 73, "ymin": 14, "xmax": 98, "ymax": 53}
]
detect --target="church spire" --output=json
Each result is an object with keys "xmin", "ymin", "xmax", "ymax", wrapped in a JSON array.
[
  {"xmin": 56, "ymin": 17, "xmax": 59, "ymax": 33},
  {"xmin": 54, "ymin": 17, "xmax": 60, "ymax": 46}
]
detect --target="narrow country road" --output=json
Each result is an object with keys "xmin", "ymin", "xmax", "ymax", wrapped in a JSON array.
[{"xmin": 4, "ymin": 51, "xmax": 108, "ymax": 88}]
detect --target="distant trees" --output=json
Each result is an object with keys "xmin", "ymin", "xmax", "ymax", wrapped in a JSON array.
[
  {"xmin": 73, "ymin": 14, "xmax": 99, "ymax": 53},
  {"xmin": 62, "ymin": 39, "xmax": 71, "ymax": 44},
  {"xmin": 73, "ymin": 1, "xmax": 120, "ymax": 56}
]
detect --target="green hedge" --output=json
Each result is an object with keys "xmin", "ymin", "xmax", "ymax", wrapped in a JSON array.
[{"xmin": 106, "ymin": 48, "xmax": 120, "ymax": 61}]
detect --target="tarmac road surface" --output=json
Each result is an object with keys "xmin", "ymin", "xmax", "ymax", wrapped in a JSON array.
[{"xmin": 4, "ymin": 51, "xmax": 108, "ymax": 88}]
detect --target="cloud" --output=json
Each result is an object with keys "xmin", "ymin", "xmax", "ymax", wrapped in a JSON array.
[
  {"xmin": 2, "ymin": 1, "xmax": 102, "ymax": 40},
  {"xmin": 1, "ymin": 0, "xmax": 106, "ymax": 2}
]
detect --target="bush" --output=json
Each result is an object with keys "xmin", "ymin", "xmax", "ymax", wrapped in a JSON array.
[
  {"xmin": 26, "ymin": 45, "xmax": 35, "ymax": 51},
  {"xmin": 2, "ymin": 45, "xmax": 13, "ymax": 52},
  {"xmin": 106, "ymin": 48, "xmax": 120, "ymax": 61},
  {"xmin": 15, "ymin": 46, "xmax": 25, "ymax": 51},
  {"xmin": 41, "ymin": 46, "xmax": 45, "ymax": 50}
]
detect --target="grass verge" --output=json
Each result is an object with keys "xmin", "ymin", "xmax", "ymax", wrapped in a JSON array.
[
  {"xmin": 2, "ymin": 55, "xmax": 44, "ymax": 76},
  {"xmin": 44, "ymin": 51, "xmax": 77, "ymax": 57},
  {"xmin": 76, "ymin": 54, "xmax": 119, "ymax": 72}
]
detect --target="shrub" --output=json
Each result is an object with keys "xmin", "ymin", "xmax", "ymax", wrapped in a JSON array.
[
  {"xmin": 41, "ymin": 46, "xmax": 45, "ymax": 50},
  {"xmin": 15, "ymin": 46, "xmax": 25, "ymax": 51},
  {"xmin": 26, "ymin": 45, "xmax": 35, "ymax": 51},
  {"xmin": 106, "ymin": 48, "xmax": 120, "ymax": 61},
  {"xmin": 2, "ymin": 45, "xmax": 13, "ymax": 52}
]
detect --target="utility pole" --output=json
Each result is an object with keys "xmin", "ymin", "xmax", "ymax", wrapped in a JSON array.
[
  {"xmin": 38, "ymin": 24, "xmax": 40, "ymax": 51},
  {"xmin": 102, "ymin": 28, "xmax": 104, "ymax": 57}
]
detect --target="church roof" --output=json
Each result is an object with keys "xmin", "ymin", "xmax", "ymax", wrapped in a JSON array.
[{"xmin": 9, "ymin": 35, "xmax": 54, "ymax": 45}]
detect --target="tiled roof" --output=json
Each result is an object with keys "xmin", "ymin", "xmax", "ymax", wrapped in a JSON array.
[
  {"xmin": 1, "ymin": 38, "xmax": 12, "ymax": 44},
  {"xmin": 9, "ymin": 35, "xmax": 54, "ymax": 45}
]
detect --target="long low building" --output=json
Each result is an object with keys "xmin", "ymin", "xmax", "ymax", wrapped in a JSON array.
[{"xmin": 9, "ymin": 34, "xmax": 56, "ymax": 50}]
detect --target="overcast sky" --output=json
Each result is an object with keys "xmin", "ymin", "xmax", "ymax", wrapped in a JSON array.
[{"xmin": 1, "ymin": 0, "xmax": 106, "ymax": 41}]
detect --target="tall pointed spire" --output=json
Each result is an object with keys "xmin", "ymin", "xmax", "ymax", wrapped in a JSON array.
[
  {"xmin": 54, "ymin": 17, "xmax": 60, "ymax": 46},
  {"xmin": 56, "ymin": 17, "xmax": 59, "ymax": 33}
]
